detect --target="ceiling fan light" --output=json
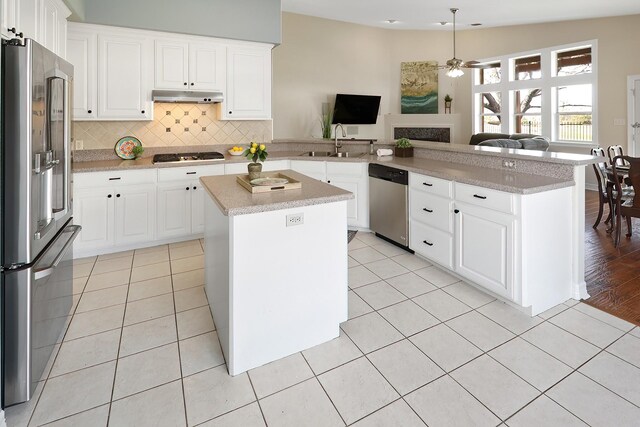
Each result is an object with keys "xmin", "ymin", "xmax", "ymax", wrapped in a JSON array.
[{"xmin": 446, "ymin": 66, "xmax": 464, "ymax": 78}]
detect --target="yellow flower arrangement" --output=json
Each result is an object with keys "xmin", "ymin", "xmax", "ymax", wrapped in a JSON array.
[{"xmin": 244, "ymin": 141, "xmax": 268, "ymax": 163}]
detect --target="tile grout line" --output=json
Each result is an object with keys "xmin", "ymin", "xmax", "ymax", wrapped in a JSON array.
[
  {"xmin": 105, "ymin": 255, "xmax": 135, "ymax": 426},
  {"xmin": 299, "ymin": 352, "xmax": 349, "ymax": 426}
]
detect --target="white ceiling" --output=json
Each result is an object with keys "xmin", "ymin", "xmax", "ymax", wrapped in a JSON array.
[{"xmin": 281, "ymin": 0, "xmax": 640, "ymax": 30}]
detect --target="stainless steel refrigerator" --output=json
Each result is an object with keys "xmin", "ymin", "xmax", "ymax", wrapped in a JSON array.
[{"xmin": 1, "ymin": 38, "xmax": 80, "ymax": 407}]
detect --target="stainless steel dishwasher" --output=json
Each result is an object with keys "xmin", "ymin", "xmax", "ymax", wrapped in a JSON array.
[{"xmin": 369, "ymin": 163, "xmax": 409, "ymax": 248}]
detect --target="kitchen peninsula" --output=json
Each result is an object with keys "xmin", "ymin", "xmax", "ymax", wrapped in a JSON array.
[{"xmin": 199, "ymin": 170, "xmax": 353, "ymax": 375}]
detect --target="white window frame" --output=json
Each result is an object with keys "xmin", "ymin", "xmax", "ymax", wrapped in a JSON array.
[{"xmin": 472, "ymin": 40, "xmax": 598, "ymax": 146}]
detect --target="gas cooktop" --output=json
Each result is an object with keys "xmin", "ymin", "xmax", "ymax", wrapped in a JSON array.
[{"xmin": 152, "ymin": 152, "xmax": 225, "ymax": 164}]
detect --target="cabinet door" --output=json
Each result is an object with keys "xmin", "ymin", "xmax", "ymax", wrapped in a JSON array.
[
  {"xmin": 224, "ymin": 45, "xmax": 272, "ymax": 119},
  {"xmin": 327, "ymin": 162, "xmax": 368, "ymax": 228},
  {"xmin": 327, "ymin": 178, "xmax": 359, "ymax": 223},
  {"xmin": 155, "ymin": 40, "xmax": 189, "ymax": 89},
  {"xmin": 157, "ymin": 184, "xmax": 191, "ymax": 238},
  {"xmin": 1, "ymin": 0, "xmax": 19, "ymax": 39},
  {"xmin": 261, "ymin": 160, "xmax": 290, "ymax": 172},
  {"xmin": 37, "ymin": 0, "xmax": 58, "ymax": 53},
  {"xmin": 189, "ymin": 42, "xmax": 225, "ymax": 90},
  {"xmin": 67, "ymin": 29, "xmax": 97, "ymax": 119},
  {"xmin": 114, "ymin": 184, "xmax": 156, "ymax": 245},
  {"xmin": 290, "ymin": 160, "xmax": 326, "ymax": 182},
  {"xmin": 98, "ymin": 34, "xmax": 152, "ymax": 120},
  {"xmin": 73, "ymin": 187, "xmax": 114, "ymax": 250},
  {"xmin": 455, "ymin": 203, "xmax": 515, "ymax": 299},
  {"xmin": 190, "ymin": 181, "xmax": 205, "ymax": 234}
]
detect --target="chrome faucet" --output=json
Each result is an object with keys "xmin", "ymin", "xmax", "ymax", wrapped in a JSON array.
[{"xmin": 334, "ymin": 123, "xmax": 346, "ymax": 154}]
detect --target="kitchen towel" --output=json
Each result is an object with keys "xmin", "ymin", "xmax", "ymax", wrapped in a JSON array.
[{"xmin": 376, "ymin": 149, "xmax": 393, "ymax": 156}]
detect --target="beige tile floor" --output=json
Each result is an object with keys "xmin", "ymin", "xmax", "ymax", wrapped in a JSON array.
[{"xmin": 5, "ymin": 234, "xmax": 640, "ymax": 426}]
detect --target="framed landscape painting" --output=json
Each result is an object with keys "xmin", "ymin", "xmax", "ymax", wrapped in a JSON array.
[{"xmin": 401, "ymin": 61, "xmax": 438, "ymax": 114}]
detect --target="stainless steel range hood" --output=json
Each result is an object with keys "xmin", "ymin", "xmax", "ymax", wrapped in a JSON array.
[{"xmin": 152, "ymin": 90, "xmax": 224, "ymax": 104}]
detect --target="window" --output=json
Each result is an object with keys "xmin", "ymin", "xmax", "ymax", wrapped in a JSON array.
[
  {"xmin": 514, "ymin": 55, "xmax": 541, "ymax": 80},
  {"xmin": 479, "ymin": 92, "xmax": 502, "ymax": 132},
  {"xmin": 480, "ymin": 62, "xmax": 501, "ymax": 84},
  {"xmin": 557, "ymin": 84, "xmax": 592, "ymax": 141},
  {"xmin": 513, "ymin": 88, "xmax": 541, "ymax": 134},
  {"xmin": 472, "ymin": 41, "xmax": 597, "ymax": 144}
]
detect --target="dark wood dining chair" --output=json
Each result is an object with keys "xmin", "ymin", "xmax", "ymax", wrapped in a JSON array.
[
  {"xmin": 591, "ymin": 147, "xmax": 614, "ymax": 228},
  {"xmin": 608, "ymin": 145, "xmax": 626, "ymax": 166},
  {"xmin": 612, "ymin": 155, "xmax": 639, "ymax": 246}
]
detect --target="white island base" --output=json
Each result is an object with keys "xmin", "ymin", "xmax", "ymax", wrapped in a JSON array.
[{"xmin": 204, "ymin": 196, "xmax": 349, "ymax": 375}]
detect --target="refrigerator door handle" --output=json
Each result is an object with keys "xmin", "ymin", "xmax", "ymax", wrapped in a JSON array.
[{"xmin": 33, "ymin": 225, "xmax": 81, "ymax": 280}]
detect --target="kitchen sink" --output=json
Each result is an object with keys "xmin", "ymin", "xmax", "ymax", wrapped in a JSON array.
[
  {"xmin": 299, "ymin": 151, "xmax": 333, "ymax": 157},
  {"xmin": 329, "ymin": 152, "xmax": 365, "ymax": 158}
]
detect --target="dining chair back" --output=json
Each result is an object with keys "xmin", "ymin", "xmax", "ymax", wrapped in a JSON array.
[
  {"xmin": 612, "ymin": 155, "xmax": 639, "ymax": 246},
  {"xmin": 608, "ymin": 145, "xmax": 626, "ymax": 166},
  {"xmin": 590, "ymin": 147, "xmax": 613, "ymax": 228}
]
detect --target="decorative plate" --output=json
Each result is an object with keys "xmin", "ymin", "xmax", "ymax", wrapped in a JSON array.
[
  {"xmin": 114, "ymin": 136, "xmax": 142, "ymax": 160},
  {"xmin": 228, "ymin": 149, "xmax": 244, "ymax": 156},
  {"xmin": 250, "ymin": 177, "xmax": 289, "ymax": 186}
]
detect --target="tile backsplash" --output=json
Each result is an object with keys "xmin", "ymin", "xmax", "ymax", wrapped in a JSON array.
[{"xmin": 73, "ymin": 102, "xmax": 272, "ymax": 150}]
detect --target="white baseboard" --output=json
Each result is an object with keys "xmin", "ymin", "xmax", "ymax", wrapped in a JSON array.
[
  {"xmin": 73, "ymin": 234, "xmax": 204, "ymax": 259},
  {"xmin": 585, "ymin": 183, "xmax": 598, "ymax": 192}
]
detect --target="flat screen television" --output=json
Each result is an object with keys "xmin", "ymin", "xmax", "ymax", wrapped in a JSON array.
[{"xmin": 332, "ymin": 94, "xmax": 381, "ymax": 124}]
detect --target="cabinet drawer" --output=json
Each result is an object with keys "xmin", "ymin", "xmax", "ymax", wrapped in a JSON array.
[
  {"xmin": 409, "ymin": 220, "xmax": 453, "ymax": 269},
  {"xmin": 158, "ymin": 165, "xmax": 224, "ymax": 182},
  {"xmin": 454, "ymin": 183, "xmax": 514, "ymax": 214},
  {"xmin": 73, "ymin": 169, "xmax": 157, "ymax": 188},
  {"xmin": 410, "ymin": 191, "xmax": 453, "ymax": 233},
  {"xmin": 326, "ymin": 161, "xmax": 365, "ymax": 177},
  {"xmin": 409, "ymin": 173, "xmax": 452, "ymax": 198}
]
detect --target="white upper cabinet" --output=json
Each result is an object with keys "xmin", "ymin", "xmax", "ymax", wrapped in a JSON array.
[
  {"xmin": 223, "ymin": 45, "xmax": 272, "ymax": 120},
  {"xmin": 98, "ymin": 34, "xmax": 153, "ymax": 120},
  {"xmin": 155, "ymin": 39, "xmax": 225, "ymax": 91},
  {"xmin": 3, "ymin": 0, "xmax": 38, "ymax": 41},
  {"xmin": 155, "ymin": 40, "xmax": 189, "ymax": 89},
  {"xmin": 67, "ymin": 28, "xmax": 97, "ymax": 119},
  {"xmin": 36, "ymin": 0, "xmax": 70, "ymax": 57}
]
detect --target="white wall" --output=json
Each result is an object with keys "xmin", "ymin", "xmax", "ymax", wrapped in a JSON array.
[{"xmin": 272, "ymin": 13, "xmax": 463, "ymax": 140}]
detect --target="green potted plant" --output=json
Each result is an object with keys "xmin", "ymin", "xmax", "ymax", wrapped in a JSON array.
[
  {"xmin": 320, "ymin": 108, "xmax": 333, "ymax": 139},
  {"xmin": 444, "ymin": 94, "xmax": 452, "ymax": 113},
  {"xmin": 394, "ymin": 138, "xmax": 413, "ymax": 157},
  {"xmin": 243, "ymin": 141, "xmax": 269, "ymax": 179},
  {"xmin": 132, "ymin": 145, "xmax": 144, "ymax": 159}
]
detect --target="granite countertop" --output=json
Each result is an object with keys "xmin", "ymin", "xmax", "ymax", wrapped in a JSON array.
[
  {"xmin": 374, "ymin": 156, "xmax": 572, "ymax": 194},
  {"xmin": 72, "ymin": 151, "xmax": 574, "ymax": 194},
  {"xmin": 273, "ymin": 138, "xmax": 599, "ymax": 166},
  {"xmin": 199, "ymin": 169, "xmax": 354, "ymax": 216}
]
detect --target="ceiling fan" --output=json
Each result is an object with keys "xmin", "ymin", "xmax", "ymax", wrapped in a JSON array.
[{"xmin": 442, "ymin": 8, "xmax": 488, "ymax": 77}]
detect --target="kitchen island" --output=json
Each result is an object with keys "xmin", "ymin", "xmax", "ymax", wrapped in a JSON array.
[{"xmin": 199, "ymin": 170, "xmax": 354, "ymax": 375}]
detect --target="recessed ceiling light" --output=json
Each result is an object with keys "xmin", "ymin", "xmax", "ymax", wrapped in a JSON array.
[{"xmin": 385, "ymin": 19, "xmax": 398, "ymax": 24}]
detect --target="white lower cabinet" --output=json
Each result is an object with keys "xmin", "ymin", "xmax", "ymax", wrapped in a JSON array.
[
  {"xmin": 454, "ymin": 203, "xmax": 515, "ymax": 299},
  {"xmin": 290, "ymin": 160, "xmax": 327, "ymax": 181},
  {"xmin": 410, "ymin": 220, "xmax": 453, "ymax": 269},
  {"xmin": 73, "ymin": 182, "xmax": 156, "ymax": 253},
  {"xmin": 157, "ymin": 165, "xmax": 225, "ymax": 238},
  {"xmin": 291, "ymin": 160, "xmax": 368, "ymax": 229},
  {"xmin": 326, "ymin": 162, "xmax": 368, "ymax": 229}
]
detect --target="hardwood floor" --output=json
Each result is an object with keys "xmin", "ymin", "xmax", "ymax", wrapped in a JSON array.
[{"xmin": 584, "ymin": 190, "xmax": 640, "ymax": 326}]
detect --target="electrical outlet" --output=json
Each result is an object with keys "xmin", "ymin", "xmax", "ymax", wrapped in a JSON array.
[
  {"xmin": 286, "ymin": 213, "xmax": 304, "ymax": 227},
  {"xmin": 75, "ymin": 139, "xmax": 84, "ymax": 150},
  {"xmin": 502, "ymin": 159, "xmax": 516, "ymax": 169}
]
